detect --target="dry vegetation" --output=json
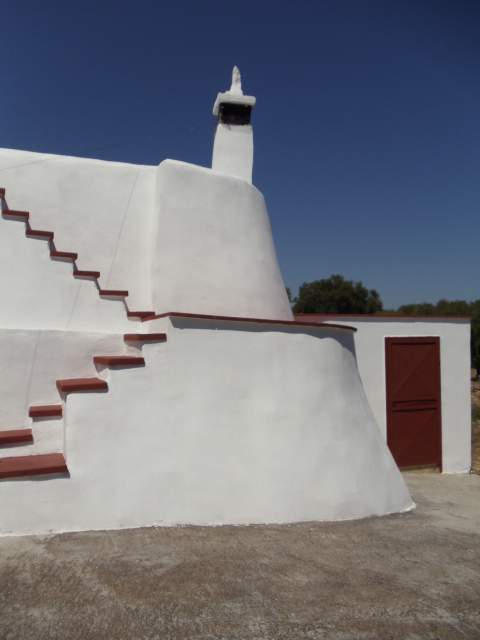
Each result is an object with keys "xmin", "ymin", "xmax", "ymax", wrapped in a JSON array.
[{"xmin": 472, "ymin": 373, "xmax": 480, "ymax": 474}]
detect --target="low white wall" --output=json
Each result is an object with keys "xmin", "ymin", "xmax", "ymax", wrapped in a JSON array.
[
  {"xmin": 0, "ymin": 319, "xmax": 413, "ymax": 535},
  {"xmin": 152, "ymin": 160, "xmax": 293, "ymax": 320},
  {"xmin": 297, "ymin": 316, "xmax": 471, "ymax": 474}
]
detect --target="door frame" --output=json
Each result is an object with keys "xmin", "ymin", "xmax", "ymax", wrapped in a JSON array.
[{"xmin": 385, "ymin": 336, "xmax": 443, "ymax": 471}]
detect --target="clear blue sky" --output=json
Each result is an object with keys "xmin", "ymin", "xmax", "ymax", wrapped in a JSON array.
[{"xmin": 1, "ymin": 1, "xmax": 479, "ymax": 308}]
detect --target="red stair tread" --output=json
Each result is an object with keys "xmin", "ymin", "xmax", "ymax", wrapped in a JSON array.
[
  {"xmin": 29, "ymin": 404, "xmax": 63, "ymax": 418},
  {"xmin": 124, "ymin": 333, "xmax": 167, "ymax": 342},
  {"xmin": 127, "ymin": 311, "xmax": 156, "ymax": 319},
  {"xmin": 2, "ymin": 209, "xmax": 29, "ymax": 220},
  {"xmin": 94, "ymin": 355, "xmax": 145, "ymax": 366},
  {"xmin": 74, "ymin": 269, "xmax": 100, "ymax": 278},
  {"xmin": 0, "ymin": 429, "xmax": 33, "ymax": 446},
  {"xmin": 99, "ymin": 289, "xmax": 129, "ymax": 297},
  {"xmin": 51, "ymin": 250, "xmax": 78, "ymax": 260},
  {"xmin": 26, "ymin": 228, "xmax": 54, "ymax": 239},
  {"xmin": 56, "ymin": 377, "xmax": 108, "ymax": 393},
  {"xmin": 0, "ymin": 453, "xmax": 68, "ymax": 479}
]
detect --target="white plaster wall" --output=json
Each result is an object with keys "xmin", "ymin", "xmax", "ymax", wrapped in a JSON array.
[
  {"xmin": 152, "ymin": 160, "xmax": 292, "ymax": 320},
  {"xmin": 0, "ymin": 329, "xmax": 130, "ymax": 459},
  {"xmin": 0, "ymin": 211, "xmax": 132, "ymax": 332},
  {"xmin": 0, "ymin": 331, "xmax": 132, "ymax": 412},
  {"xmin": 1, "ymin": 149, "xmax": 292, "ymax": 326},
  {"xmin": 298, "ymin": 317, "xmax": 471, "ymax": 474},
  {"xmin": 212, "ymin": 123, "xmax": 254, "ymax": 183},
  {"xmin": 0, "ymin": 148, "xmax": 156, "ymax": 313},
  {"xmin": 0, "ymin": 319, "xmax": 413, "ymax": 535}
]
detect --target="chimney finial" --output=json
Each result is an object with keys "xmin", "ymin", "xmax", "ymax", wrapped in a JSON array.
[{"xmin": 230, "ymin": 66, "xmax": 243, "ymax": 95}]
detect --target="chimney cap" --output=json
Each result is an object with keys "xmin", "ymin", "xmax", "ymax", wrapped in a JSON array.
[{"xmin": 213, "ymin": 66, "xmax": 256, "ymax": 116}]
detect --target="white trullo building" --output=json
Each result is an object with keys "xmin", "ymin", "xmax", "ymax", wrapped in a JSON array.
[{"xmin": 0, "ymin": 68, "xmax": 413, "ymax": 535}]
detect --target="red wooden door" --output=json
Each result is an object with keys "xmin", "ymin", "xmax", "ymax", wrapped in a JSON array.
[{"xmin": 385, "ymin": 337, "xmax": 442, "ymax": 469}]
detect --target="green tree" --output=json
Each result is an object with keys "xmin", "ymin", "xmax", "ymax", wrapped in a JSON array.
[
  {"xmin": 293, "ymin": 274, "xmax": 383, "ymax": 314},
  {"xmin": 398, "ymin": 299, "xmax": 471, "ymax": 316},
  {"xmin": 399, "ymin": 299, "xmax": 480, "ymax": 371},
  {"xmin": 397, "ymin": 302, "xmax": 436, "ymax": 315}
]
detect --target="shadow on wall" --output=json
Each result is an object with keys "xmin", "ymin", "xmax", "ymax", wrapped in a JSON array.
[{"xmin": 169, "ymin": 316, "xmax": 357, "ymax": 356}]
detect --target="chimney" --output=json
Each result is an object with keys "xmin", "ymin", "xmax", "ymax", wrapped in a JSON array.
[{"xmin": 212, "ymin": 66, "xmax": 256, "ymax": 183}]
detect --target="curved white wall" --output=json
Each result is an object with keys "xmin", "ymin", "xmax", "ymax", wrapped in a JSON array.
[
  {"xmin": 152, "ymin": 160, "xmax": 293, "ymax": 320},
  {"xmin": 0, "ymin": 319, "xmax": 413, "ymax": 535},
  {"xmin": 0, "ymin": 147, "xmax": 413, "ymax": 536}
]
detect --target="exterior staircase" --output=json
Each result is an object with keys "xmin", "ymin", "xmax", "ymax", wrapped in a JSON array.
[
  {"xmin": 0, "ymin": 187, "xmax": 166, "ymax": 480},
  {"xmin": 0, "ymin": 187, "xmax": 155, "ymax": 320}
]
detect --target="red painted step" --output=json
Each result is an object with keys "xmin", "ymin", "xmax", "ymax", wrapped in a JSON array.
[
  {"xmin": 99, "ymin": 289, "xmax": 129, "ymax": 297},
  {"xmin": 124, "ymin": 333, "xmax": 167, "ymax": 343},
  {"xmin": 73, "ymin": 268, "xmax": 100, "ymax": 279},
  {"xmin": 56, "ymin": 377, "xmax": 108, "ymax": 394},
  {"xmin": 94, "ymin": 355, "xmax": 145, "ymax": 367},
  {"xmin": 0, "ymin": 453, "xmax": 68, "ymax": 479},
  {"xmin": 26, "ymin": 228, "xmax": 54, "ymax": 240},
  {"xmin": 0, "ymin": 429, "xmax": 33, "ymax": 446},
  {"xmin": 127, "ymin": 311, "xmax": 156, "ymax": 319},
  {"xmin": 29, "ymin": 404, "xmax": 63, "ymax": 419},
  {"xmin": 51, "ymin": 250, "xmax": 78, "ymax": 261},
  {"xmin": 2, "ymin": 209, "xmax": 29, "ymax": 221}
]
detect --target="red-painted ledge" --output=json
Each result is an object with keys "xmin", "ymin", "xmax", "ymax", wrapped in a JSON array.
[
  {"xmin": 57, "ymin": 378, "xmax": 108, "ymax": 394},
  {"xmin": 29, "ymin": 404, "xmax": 63, "ymax": 419},
  {"xmin": 124, "ymin": 333, "xmax": 167, "ymax": 343},
  {"xmin": 143, "ymin": 311, "xmax": 356, "ymax": 332},
  {"xmin": 0, "ymin": 453, "xmax": 68, "ymax": 480},
  {"xmin": 0, "ymin": 429, "xmax": 33, "ymax": 446},
  {"xmin": 94, "ymin": 355, "xmax": 145, "ymax": 367}
]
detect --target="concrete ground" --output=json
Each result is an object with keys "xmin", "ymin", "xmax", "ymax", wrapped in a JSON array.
[{"xmin": 1, "ymin": 474, "xmax": 479, "ymax": 640}]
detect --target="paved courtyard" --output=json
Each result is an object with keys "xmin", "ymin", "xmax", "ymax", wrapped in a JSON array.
[{"xmin": 1, "ymin": 473, "xmax": 479, "ymax": 640}]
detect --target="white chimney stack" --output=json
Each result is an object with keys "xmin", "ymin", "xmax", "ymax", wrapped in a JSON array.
[{"xmin": 212, "ymin": 67, "xmax": 256, "ymax": 183}]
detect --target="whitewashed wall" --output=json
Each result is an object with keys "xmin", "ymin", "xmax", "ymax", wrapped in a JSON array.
[
  {"xmin": 0, "ymin": 147, "xmax": 155, "ymax": 315},
  {"xmin": 212, "ymin": 123, "xmax": 254, "ymax": 182},
  {"xmin": 0, "ymin": 147, "xmax": 416, "ymax": 535},
  {"xmin": 0, "ymin": 329, "xmax": 128, "ymax": 425},
  {"xmin": 152, "ymin": 160, "xmax": 292, "ymax": 320},
  {"xmin": 296, "ymin": 316, "xmax": 471, "ymax": 474},
  {"xmin": 0, "ymin": 319, "xmax": 413, "ymax": 535},
  {"xmin": 1, "ymin": 149, "xmax": 292, "ymax": 323},
  {"xmin": 0, "ymin": 329, "xmax": 129, "ymax": 459},
  {"xmin": 0, "ymin": 212, "xmax": 132, "ymax": 332}
]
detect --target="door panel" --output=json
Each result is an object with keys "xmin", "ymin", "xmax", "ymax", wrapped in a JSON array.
[{"xmin": 385, "ymin": 337, "xmax": 442, "ymax": 469}]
